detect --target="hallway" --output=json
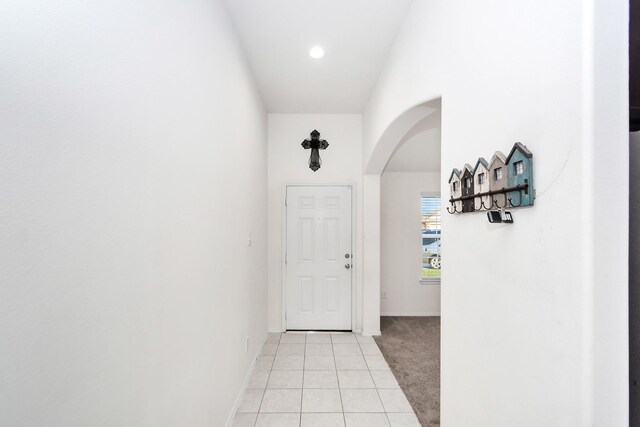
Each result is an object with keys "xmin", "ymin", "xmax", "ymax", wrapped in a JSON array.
[
  {"xmin": 0, "ymin": 0, "xmax": 629, "ymax": 425},
  {"xmin": 232, "ymin": 333, "xmax": 420, "ymax": 427}
]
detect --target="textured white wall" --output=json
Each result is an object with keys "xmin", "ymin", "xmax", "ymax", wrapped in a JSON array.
[
  {"xmin": 0, "ymin": 1, "xmax": 267, "ymax": 426},
  {"xmin": 267, "ymin": 114, "xmax": 363, "ymax": 332},
  {"xmin": 380, "ymin": 172, "xmax": 441, "ymax": 316},
  {"xmin": 363, "ymin": 0, "xmax": 628, "ymax": 425}
]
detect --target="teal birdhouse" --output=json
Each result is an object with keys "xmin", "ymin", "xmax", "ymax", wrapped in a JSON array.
[{"xmin": 505, "ymin": 142, "xmax": 534, "ymax": 207}]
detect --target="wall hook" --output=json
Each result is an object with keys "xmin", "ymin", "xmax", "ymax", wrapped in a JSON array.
[
  {"xmin": 493, "ymin": 196, "xmax": 508, "ymax": 209},
  {"xmin": 508, "ymin": 190, "xmax": 523, "ymax": 207}
]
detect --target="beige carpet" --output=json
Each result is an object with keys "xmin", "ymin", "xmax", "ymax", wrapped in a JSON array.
[{"xmin": 374, "ymin": 316, "xmax": 440, "ymax": 427}]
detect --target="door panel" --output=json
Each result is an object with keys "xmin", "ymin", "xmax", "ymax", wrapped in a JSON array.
[
  {"xmin": 299, "ymin": 277, "xmax": 314, "ymax": 313},
  {"xmin": 324, "ymin": 218, "xmax": 339, "ymax": 261},
  {"xmin": 298, "ymin": 218, "xmax": 315, "ymax": 262},
  {"xmin": 286, "ymin": 186, "xmax": 352, "ymax": 330},
  {"xmin": 324, "ymin": 277, "xmax": 339, "ymax": 313}
]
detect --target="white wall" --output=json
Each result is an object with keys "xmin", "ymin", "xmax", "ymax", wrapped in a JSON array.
[
  {"xmin": 267, "ymin": 114, "xmax": 363, "ymax": 332},
  {"xmin": 380, "ymin": 172, "xmax": 440, "ymax": 316},
  {"xmin": 0, "ymin": 1, "xmax": 267, "ymax": 426},
  {"xmin": 362, "ymin": 174, "xmax": 382, "ymax": 335},
  {"xmin": 630, "ymin": 132, "xmax": 640, "ymax": 424},
  {"xmin": 384, "ymin": 109, "xmax": 442, "ymax": 173},
  {"xmin": 363, "ymin": 0, "xmax": 628, "ymax": 425}
]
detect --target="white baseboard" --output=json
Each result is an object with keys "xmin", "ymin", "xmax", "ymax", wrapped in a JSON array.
[
  {"xmin": 361, "ymin": 330, "xmax": 382, "ymax": 336},
  {"xmin": 224, "ymin": 339, "xmax": 265, "ymax": 427},
  {"xmin": 380, "ymin": 311, "xmax": 441, "ymax": 317}
]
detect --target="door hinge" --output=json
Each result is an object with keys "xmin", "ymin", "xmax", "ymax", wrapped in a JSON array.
[
  {"xmin": 285, "ymin": 197, "xmax": 287, "ymax": 207},
  {"xmin": 285, "ymin": 252, "xmax": 287, "ymax": 264},
  {"xmin": 285, "ymin": 311, "xmax": 287, "ymax": 321}
]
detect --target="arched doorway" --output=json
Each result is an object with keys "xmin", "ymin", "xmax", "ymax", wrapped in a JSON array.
[{"xmin": 365, "ymin": 98, "xmax": 442, "ymax": 426}]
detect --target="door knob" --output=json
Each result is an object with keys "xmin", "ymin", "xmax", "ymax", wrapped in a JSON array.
[
  {"xmin": 345, "ymin": 264, "xmax": 351, "ymax": 269},
  {"xmin": 345, "ymin": 254, "xmax": 350, "ymax": 259}
]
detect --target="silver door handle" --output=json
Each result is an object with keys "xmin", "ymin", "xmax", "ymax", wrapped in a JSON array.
[{"xmin": 345, "ymin": 264, "xmax": 351, "ymax": 269}]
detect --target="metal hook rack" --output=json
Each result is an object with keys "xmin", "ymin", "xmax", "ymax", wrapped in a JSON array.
[{"xmin": 446, "ymin": 180, "xmax": 530, "ymax": 214}]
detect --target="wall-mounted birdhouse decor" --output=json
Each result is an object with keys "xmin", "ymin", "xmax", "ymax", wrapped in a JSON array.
[
  {"xmin": 488, "ymin": 151, "xmax": 508, "ymax": 208},
  {"xmin": 473, "ymin": 157, "xmax": 491, "ymax": 210},
  {"xmin": 446, "ymin": 143, "xmax": 535, "ymax": 215},
  {"xmin": 301, "ymin": 129, "xmax": 329, "ymax": 172},
  {"xmin": 505, "ymin": 142, "xmax": 534, "ymax": 207},
  {"xmin": 448, "ymin": 169, "xmax": 462, "ymax": 212},
  {"xmin": 461, "ymin": 164, "xmax": 475, "ymax": 212}
]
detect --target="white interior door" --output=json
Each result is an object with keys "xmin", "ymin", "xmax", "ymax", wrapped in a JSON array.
[{"xmin": 285, "ymin": 185, "xmax": 352, "ymax": 330}]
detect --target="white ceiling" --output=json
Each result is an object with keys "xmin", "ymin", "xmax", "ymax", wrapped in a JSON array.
[
  {"xmin": 224, "ymin": 0, "xmax": 412, "ymax": 113},
  {"xmin": 384, "ymin": 109, "xmax": 441, "ymax": 173}
]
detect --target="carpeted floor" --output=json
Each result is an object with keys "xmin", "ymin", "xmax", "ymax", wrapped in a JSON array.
[{"xmin": 374, "ymin": 316, "xmax": 440, "ymax": 427}]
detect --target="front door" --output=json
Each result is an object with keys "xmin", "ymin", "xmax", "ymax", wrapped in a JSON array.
[{"xmin": 285, "ymin": 185, "xmax": 352, "ymax": 330}]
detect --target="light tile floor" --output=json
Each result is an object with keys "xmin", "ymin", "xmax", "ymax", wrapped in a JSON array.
[{"xmin": 232, "ymin": 332, "xmax": 421, "ymax": 427}]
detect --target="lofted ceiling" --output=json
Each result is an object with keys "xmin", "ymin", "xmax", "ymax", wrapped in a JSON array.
[{"xmin": 224, "ymin": 0, "xmax": 412, "ymax": 113}]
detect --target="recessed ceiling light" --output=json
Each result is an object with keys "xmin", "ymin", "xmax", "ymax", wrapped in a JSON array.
[{"xmin": 309, "ymin": 46, "xmax": 325, "ymax": 59}]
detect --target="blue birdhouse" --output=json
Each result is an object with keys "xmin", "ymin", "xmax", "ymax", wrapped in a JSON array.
[{"xmin": 505, "ymin": 142, "xmax": 534, "ymax": 207}]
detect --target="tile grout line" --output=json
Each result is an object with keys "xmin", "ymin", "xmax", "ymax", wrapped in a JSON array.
[
  {"xmin": 243, "ymin": 334, "xmax": 414, "ymax": 426},
  {"xmin": 359, "ymin": 335, "xmax": 394, "ymax": 426},
  {"xmin": 254, "ymin": 333, "xmax": 280, "ymax": 427},
  {"xmin": 357, "ymin": 336, "xmax": 378, "ymax": 397},
  {"xmin": 246, "ymin": 334, "xmax": 415, "ymax": 426},
  {"xmin": 331, "ymin": 333, "xmax": 348, "ymax": 427}
]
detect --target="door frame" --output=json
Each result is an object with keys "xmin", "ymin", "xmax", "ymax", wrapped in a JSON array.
[{"xmin": 281, "ymin": 184, "xmax": 357, "ymax": 331}]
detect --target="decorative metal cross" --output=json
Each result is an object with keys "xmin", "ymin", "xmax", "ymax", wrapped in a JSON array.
[{"xmin": 301, "ymin": 129, "xmax": 329, "ymax": 172}]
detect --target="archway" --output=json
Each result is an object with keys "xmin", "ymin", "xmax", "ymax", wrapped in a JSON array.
[
  {"xmin": 366, "ymin": 98, "xmax": 441, "ymax": 175},
  {"xmin": 364, "ymin": 97, "xmax": 443, "ymax": 425},
  {"xmin": 362, "ymin": 98, "xmax": 443, "ymax": 336}
]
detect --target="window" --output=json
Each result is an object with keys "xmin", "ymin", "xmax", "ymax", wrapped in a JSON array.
[
  {"xmin": 464, "ymin": 177, "xmax": 471, "ymax": 188},
  {"xmin": 478, "ymin": 173, "xmax": 485, "ymax": 184},
  {"xmin": 494, "ymin": 167, "xmax": 503, "ymax": 180},
  {"xmin": 514, "ymin": 160, "xmax": 524, "ymax": 175},
  {"xmin": 452, "ymin": 181, "xmax": 459, "ymax": 191},
  {"xmin": 421, "ymin": 195, "xmax": 441, "ymax": 283}
]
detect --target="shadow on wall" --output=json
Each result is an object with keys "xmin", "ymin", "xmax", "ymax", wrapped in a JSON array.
[{"xmin": 366, "ymin": 98, "xmax": 442, "ymax": 176}]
